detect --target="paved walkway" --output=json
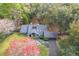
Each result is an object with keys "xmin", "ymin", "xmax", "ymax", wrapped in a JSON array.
[{"xmin": 49, "ymin": 40, "xmax": 59, "ymax": 56}]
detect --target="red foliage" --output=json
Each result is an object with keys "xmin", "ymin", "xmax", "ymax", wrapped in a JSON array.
[{"xmin": 5, "ymin": 37, "xmax": 40, "ymax": 56}]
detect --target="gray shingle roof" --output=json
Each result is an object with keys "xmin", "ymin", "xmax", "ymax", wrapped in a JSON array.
[
  {"xmin": 20, "ymin": 25, "xmax": 28, "ymax": 34},
  {"xmin": 44, "ymin": 31, "xmax": 58, "ymax": 38},
  {"xmin": 20, "ymin": 24, "xmax": 58, "ymax": 38}
]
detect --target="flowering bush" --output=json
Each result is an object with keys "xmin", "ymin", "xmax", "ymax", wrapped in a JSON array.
[
  {"xmin": 0, "ymin": 19, "xmax": 15, "ymax": 34},
  {"xmin": 5, "ymin": 37, "xmax": 40, "ymax": 56}
]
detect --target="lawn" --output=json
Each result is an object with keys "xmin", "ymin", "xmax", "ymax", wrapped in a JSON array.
[{"xmin": 0, "ymin": 33, "xmax": 48, "ymax": 56}]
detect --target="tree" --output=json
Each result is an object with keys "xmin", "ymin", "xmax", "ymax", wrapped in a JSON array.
[
  {"xmin": 29, "ymin": 4, "xmax": 79, "ymax": 31},
  {"xmin": 58, "ymin": 19, "xmax": 79, "ymax": 56},
  {"xmin": 0, "ymin": 3, "xmax": 30, "ymax": 24}
]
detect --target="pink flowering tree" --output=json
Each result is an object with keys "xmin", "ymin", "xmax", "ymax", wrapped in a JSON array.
[
  {"xmin": 5, "ymin": 37, "xmax": 40, "ymax": 56},
  {"xmin": 0, "ymin": 19, "xmax": 15, "ymax": 34}
]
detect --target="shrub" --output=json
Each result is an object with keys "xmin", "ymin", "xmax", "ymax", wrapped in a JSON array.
[
  {"xmin": 0, "ymin": 32, "xmax": 7, "ymax": 42},
  {"xmin": 58, "ymin": 20, "xmax": 79, "ymax": 56}
]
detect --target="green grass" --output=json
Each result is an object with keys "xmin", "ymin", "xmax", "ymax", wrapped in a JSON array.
[
  {"xmin": 0, "ymin": 33, "xmax": 48, "ymax": 56},
  {"xmin": 38, "ymin": 45, "xmax": 48, "ymax": 56}
]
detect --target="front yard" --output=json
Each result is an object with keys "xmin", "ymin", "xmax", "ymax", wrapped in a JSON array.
[{"xmin": 0, "ymin": 33, "xmax": 48, "ymax": 56}]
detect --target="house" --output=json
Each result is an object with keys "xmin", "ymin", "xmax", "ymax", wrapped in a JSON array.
[{"xmin": 20, "ymin": 24, "xmax": 58, "ymax": 38}]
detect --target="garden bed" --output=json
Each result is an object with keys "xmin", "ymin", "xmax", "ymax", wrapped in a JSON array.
[{"xmin": 0, "ymin": 33, "xmax": 48, "ymax": 56}]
